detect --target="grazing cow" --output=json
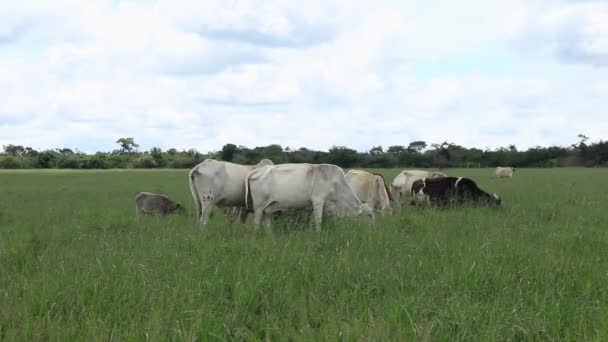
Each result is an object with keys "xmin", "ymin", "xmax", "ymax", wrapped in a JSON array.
[
  {"xmin": 344, "ymin": 169, "xmax": 392, "ymax": 213},
  {"xmin": 391, "ymin": 170, "xmax": 447, "ymax": 206},
  {"xmin": 495, "ymin": 167, "xmax": 516, "ymax": 179},
  {"xmin": 245, "ymin": 163, "xmax": 374, "ymax": 232},
  {"xmin": 189, "ymin": 159, "xmax": 274, "ymax": 234},
  {"xmin": 135, "ymin": 192, "xmax": 184, "ymax": 217},
  {"xmin": 411, "ymin": 177, "xmax": 501, "ymax": 207}
]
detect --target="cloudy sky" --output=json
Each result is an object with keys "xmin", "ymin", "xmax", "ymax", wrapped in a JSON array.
[{"xmin": 1, "ymin": 0, "xmax": 607, "ymax": 153}]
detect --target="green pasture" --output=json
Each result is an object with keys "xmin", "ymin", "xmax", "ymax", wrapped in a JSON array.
[{"xmin": 0, "ymin": 168, "xmax": 607, "ymax": 340}]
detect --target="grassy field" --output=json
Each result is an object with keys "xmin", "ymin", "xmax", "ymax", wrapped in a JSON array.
[{"xmin": 1, "ymin": 168, "xmax": 607, "ymax": 340}]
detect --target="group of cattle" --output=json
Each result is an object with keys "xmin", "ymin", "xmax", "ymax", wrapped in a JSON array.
[{"xmin": 135, "ymin": 160, "xmax": 515, "ymax": 234}]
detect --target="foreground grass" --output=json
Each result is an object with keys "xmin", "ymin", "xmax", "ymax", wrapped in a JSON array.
[{"xmin": 1, "ymin": 168, "xmax": 607, "ymax": 340}]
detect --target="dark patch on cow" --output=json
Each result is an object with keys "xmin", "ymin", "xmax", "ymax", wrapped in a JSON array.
[{"xmin": 411, "ymin": 177, "xmax": 501, "ymax": 207}]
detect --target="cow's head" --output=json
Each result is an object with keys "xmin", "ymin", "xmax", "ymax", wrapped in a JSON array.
[
  {"xmin": 358, "ymin": 203, "xmax": 375, "ymax": 226},
  {"xmin": 172, "ymin": 202, "xmax": 185, "ymax": 214}
]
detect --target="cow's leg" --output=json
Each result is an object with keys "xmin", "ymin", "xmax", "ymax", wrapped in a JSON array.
[
  {"xmin": 312, "ymin": 201, "xmax": 324, "ymax": 232},
  {"xmin": 237, "ymin": 208, "xmax": 249, "ymax": 225},
  {"xmin": 262, "ymin": 213, "xmax": 273, "ymax": 235},
  {"xmin": 199, "ymin": 202, "xmax": 215, "ymax": 236},
  {"xmin": 253, "ymin": 207, "xmax": 264, "ymax": 232},
  {"xmin": 259, "ymin": 202, "xmax": 279, "ymax": 235},
  {"xmin": 223, "ymin": 207, "xmax": 239, "ymax": 226}
]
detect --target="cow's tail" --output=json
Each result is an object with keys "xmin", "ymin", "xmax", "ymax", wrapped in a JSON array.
[
  {"xmin": 245, "ymin": 170, "xmax": 254, "ymax": 212},
  {"xmin": 189, "ymin": 167, "xmax": 202, "ymax": 220}
]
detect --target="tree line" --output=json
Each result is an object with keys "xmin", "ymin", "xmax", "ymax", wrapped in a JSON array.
[{"xmin": 1, "ymin": 135, "xmax": 607, "ymax": 170}]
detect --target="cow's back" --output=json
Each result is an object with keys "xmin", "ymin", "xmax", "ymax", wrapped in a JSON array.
[
  {"xmin": 136, "ymin": 192, "xmax": 172, "ymax": 213},
  {"xmin": 191, "ymin": 159, "xmax": 253, "ymax": 205},
  {"xmin": 248, "ymin": 164, "xmax": 316, "ymax": 207},
  {"xmin": 345, "ymin": 170, "xmax": 373, "ymax": 203}
]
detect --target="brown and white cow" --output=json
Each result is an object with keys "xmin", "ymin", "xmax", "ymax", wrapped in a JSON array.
[
  {"xmin": 411, "ymin": 177, "xmax": 501, "ymax": 207},
  {"xmin": 391, "ymin": 170, "xmax": 447, "ymax": 206}
]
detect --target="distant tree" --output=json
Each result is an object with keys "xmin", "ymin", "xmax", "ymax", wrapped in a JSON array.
[
  {"xmin": 328, "ymin": 146, "xmax": 360, "ymax": 168},
  {"xmin": 221, "ymin": 143, "xmax": 238, "ymax": 161},
  {"xmin": 81, "ymin": 153, "xmax": 108, "ymax": 169},
  {"xmin": 572, "ymin": 134, "xmax": 591, "ymax": 163},
  {"xmin": 3, "ymin": 145, "xmax": 26, "ymax": 156},
  {"xmin": 431, "ymin": 142, "xmax": 454, "ymax": 168},
  {"xmin": 387, "ymin": 145, "xmax": 406, "ymax": 153},
  {"xmin": 115, "ymin": 137, "xmax": 139, "ymax": 154},
  {"xmin": 24, "ymin": 147, "xmax": 38, "ymax": 157},
  {"xmin": 56, "ymin": 148, "xmax": 74, "ymax": 155},
  {"xmin": 132, "ymin": 156, "xmax": 157, "ymax": 168},
  {"xmin": 407, "ymin": 141, "xmax": 427, "ymax": 154},
  {"xmin": 56, "ymin": 156, "xmax": 80, "ymax": 169},
  {"xmin": 0, "ymin": 156, "xmax": 22, "ymax": 169},
  {"xmin": 260, "ymin": 144, "xmax": 286, "ymax": 163},
  {"xmin": 369, "ymin": 146, "xmax": 383, "ymax": 155},
  {"xmin": 34, "ymin": 151, "xmax": 57, "ymax": 168},
  {"xmin": 577, "ymin": 134, "xmax": 589, "ymax": 145},
  {"xmin": 150, "ymin": 147, "xmax": 165, "ymax": 167}
]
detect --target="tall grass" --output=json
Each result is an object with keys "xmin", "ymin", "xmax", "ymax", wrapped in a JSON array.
[{"xmin": 1, "ymin": 168, "xmax": 607, "ymax": 340}]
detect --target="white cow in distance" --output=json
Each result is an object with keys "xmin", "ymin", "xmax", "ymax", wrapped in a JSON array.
[
  {"xmin": 189, "ymin": 159, "xmax": 274, "ymax": 235},
  {"xmin": 495, "ymin": 167, "xmax": 516, "ymax": 179},
  {"xmin": 391, "ymin": 170, "xmax": 447, "ymax": 207},
  {"xmin": 344, "ymin": 169, "xmax": 392, "ymax": 213},
  {"xmin": 245, "ymin": 163, "xmax": 374, "ymax": 232}
]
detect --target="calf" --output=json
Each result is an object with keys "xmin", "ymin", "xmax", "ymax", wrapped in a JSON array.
[
  {"xmin": 411, "ymin": 177, "xmax": 501, "ymax": 207},
  {"xmin": 135, "ymin": 192, "xmax": 184, "ymax": 217}
]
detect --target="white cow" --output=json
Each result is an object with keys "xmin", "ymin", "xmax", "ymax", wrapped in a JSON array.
[
  {"xmin": 245, "ymin": 163, "xmax": 374, "ymax": 232},
  {"xmin": 391, "ymin": 170, "xmax": 447, "ymax": 206},
  {"xmin": 189, "ymin": 159, "xmax": 274, "ymax": 234},
  {"xmin": 495, "ymin": 167, "xmax": 515, "ymax": 179},
  {"xmin": 344, "ymin": 169, "xmax": 392, "ymax": 213}
]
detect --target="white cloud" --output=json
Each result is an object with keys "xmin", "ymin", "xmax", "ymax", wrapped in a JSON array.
[
  {"xmin": 0, "ymin": 0, "xmax": 606, "ymax": 153},
  {"xmin": 511, "ymin": 1, "xmax": 608, "ymax": 66}
]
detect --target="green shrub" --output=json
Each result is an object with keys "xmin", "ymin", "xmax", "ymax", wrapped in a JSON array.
[
  {"xmin": 34, "ymin": 151, "xmax": 57, "ymax": 168},
  {"xmin": 107, "ymin": 154, "xmax": 131, "ymax": 168},
  {"xmin": 81, "ymin": 155, "xmax": 108, "ymax": 169},
  {"xmin": 0, "ymin": 156, "xmax": 22, "ymax": 169},
  {"xmin": 56, "ymin": 157, "xmax": 81, "ymax": 169},
  {"xmin": 132, "ymin": 156, "xmax": 157, "ymax": 168},
  {"xmin": 168, "ymin": 156, "xmax": 197, "ymax": 169}
]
